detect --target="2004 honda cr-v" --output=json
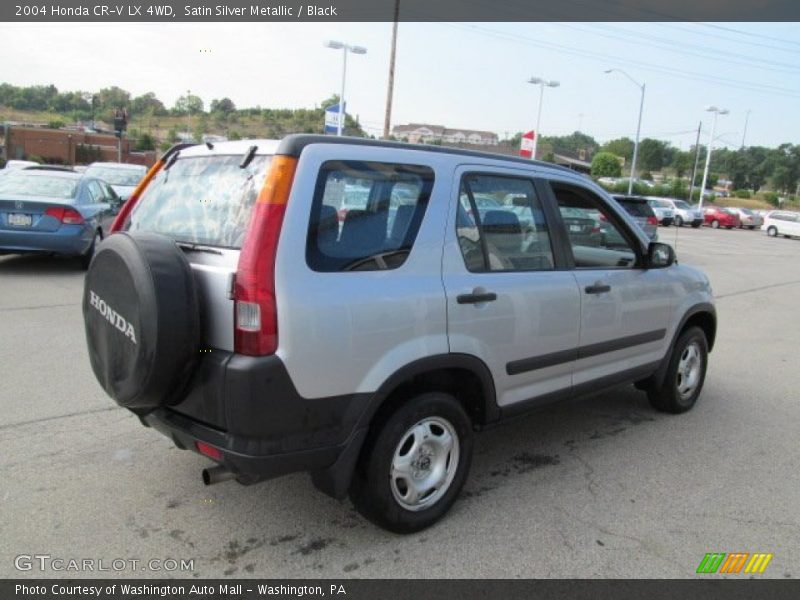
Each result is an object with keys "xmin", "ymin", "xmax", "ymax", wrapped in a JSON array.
[{"xmin": 83, "ymin": 135, "xmax": 716, "ymax": 533}]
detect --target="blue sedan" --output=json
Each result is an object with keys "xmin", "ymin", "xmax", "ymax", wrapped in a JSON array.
[{"xmin": 0, "ymin": 170, "xmax": 120, "ymax": 268}]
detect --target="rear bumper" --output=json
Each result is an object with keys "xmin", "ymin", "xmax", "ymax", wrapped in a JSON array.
[
  {"xmin": 0, "ymin": 225, "xmax": 92, "ymax": 255},
  {"xmin": 138, "ymin": 352, "xmax": 372, "ymax": 494}
]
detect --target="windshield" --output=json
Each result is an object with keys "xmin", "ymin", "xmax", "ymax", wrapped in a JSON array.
[
  {"xmin": 649, "ymin": 199, "xmax": 671, "ymax": 208},
  {"xmin": 0, "ymin": 173, "xmax": 78, "ymax": 198},
  {"xmin": 86, "ymin": 166, "xmax": 146, "ymax": 186},
  {"xmin": 674, "ymin": 200, "xmax": 691, "ymax": 209},
  {"xmin": 128, "ymin": 154, "xmax": 269, "ymax": 249}
]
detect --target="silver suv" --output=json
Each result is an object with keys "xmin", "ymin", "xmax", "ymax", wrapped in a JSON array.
[{"xmin": 82, "ymin": 136, "xmax": 716, "ymax": 533}]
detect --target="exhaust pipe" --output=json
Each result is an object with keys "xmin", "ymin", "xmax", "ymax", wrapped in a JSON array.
[{"xmin": 202, "ymin": 465, "xmax": 235, "ymax": 485}]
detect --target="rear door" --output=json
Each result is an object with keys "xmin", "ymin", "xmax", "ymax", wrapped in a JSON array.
[
  {"xmin": 125, "ymin": 145, "xmax": 272, "ymax": 351},
  {"xmin": 442, "ymin": 166, "xmax": 581, "ymax": 411},
  {"xmin": 544, "ymin": 180, "xmax": 674, "ymax": 388}
]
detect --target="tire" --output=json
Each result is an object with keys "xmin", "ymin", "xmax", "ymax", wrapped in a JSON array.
[
  {"xmin": 691, "ymin": 222, "xmax": 701, "ymax": 228},
  {"xmin": 725, "ymin": 226, "xmax": 734, "ymax": 229},
  {"xmin": 647, "ymin": 326, "xmax": 708, "ymax": 414},
  {"xmin": 674, "ymin": 216, "xmax": 683, "ymax": 227},
  {"xmin": 767, "ymin": 226, "xmax": 778, "ymax": 237},
  {"xmin": 82, "ymin": 231, "xmax": 200, "ymax": 413},
  {"xmin": 79, "ymin": 229, "xmax": 102, "ymax": 270},
  {"xmin": 748, "ymin": 226, "xmax": 756, "ymax": 230},
  {"xmin": 711, "ymin": 220, "xmax": 720, "ymax": 229},
  {"xmin": 350, "ymin": 392, "xmax": 473, "ymax": 533}
]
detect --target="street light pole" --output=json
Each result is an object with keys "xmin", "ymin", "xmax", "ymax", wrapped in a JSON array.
[
  {"xmin": 741, "ymin": 109, "xmax": 752, "ymax": 149},
  {"xmin": 698, "ymin": 106, "xmax": 729, "ymax": 210},
  {"xmin": 527, "ymin": 77, "xmax": 560, "ymax": 160},
  {"xmin": 325, "ymin": 40, "xmax": 367, "ymax": 137},
  {"xmin": 605, "ymin": 69, "xmax": 645, "ymax": 195},
  {"xmin": 382, "ymin": 0, "xmax": 400, "ymax": 139}
]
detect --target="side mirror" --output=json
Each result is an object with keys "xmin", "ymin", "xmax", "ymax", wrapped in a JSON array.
[{"xmin": 647, "ymin": 242, "xmax": 675, "ymax": 268}]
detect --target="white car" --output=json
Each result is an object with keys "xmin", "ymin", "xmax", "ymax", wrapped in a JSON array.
[
  {"xmin": 660, "ymin": 198, "xmax": 703, "ymax": 228},
  {"xmin": 762, "ymin": 211, "xmax": 800, "ymax": 239},
  {"xmin": 645, "ymin": 197, "xmax": 675, "ymax": 226},
  {"xmin": 84, "ymin": 162, "xmax": 147, "ymax": 202}
]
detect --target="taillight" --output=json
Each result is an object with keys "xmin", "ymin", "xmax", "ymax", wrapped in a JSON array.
[
  {"xmin": 45, "ymin": 206, "xmax": 84, "ymax": 225},
  {"xmin": 195, "ymin": 441, "xmax": 223, "ymax": 461},
  {"xmin": 234, "ymin": 156, "xmax": 298, "ymax": 356},
  {"xmin": 110, "ymin": 158, "xmax": 165, "ymax": 232},
  {"xmin": 647, "ymin": 216, "xmax": 658, "ymax": 226}
]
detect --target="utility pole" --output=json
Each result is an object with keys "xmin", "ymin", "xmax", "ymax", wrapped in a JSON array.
[
  {"xmin": 688, "ymin": 121, "xmax": 702, "ymax": 203},
  {"xmin": 382, "ymin": 0, "xmax": 400, "ymax": 139}
]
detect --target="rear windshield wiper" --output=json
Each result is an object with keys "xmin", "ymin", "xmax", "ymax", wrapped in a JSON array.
[
  {"xmin": 240, "ymin": 145, "xmax": 258, "ymax": 169},
  {"xmin": 176, "ymin": 241, "xmax": 223, "ymax": 255}
]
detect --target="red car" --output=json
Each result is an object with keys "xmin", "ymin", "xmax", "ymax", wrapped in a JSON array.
[{"xmin": 703, "ymin": 206, "xmax": 741, "ymax": 229}]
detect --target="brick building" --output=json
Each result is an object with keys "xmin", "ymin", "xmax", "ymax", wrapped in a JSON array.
[{"xmin": 1, "ymin": 125, "xmax": 156, "ymax": 167}]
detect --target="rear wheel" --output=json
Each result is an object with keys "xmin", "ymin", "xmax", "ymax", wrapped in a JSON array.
[
  {"xmin": 691, "ymin": 222, "xmax": 701, "ymax": 228},
  {"xmin": 748, "ymin": 225, "xmax": 756, "ymax": 230},
  {"xmin": 675, "ymin": 215, "xmax": 684, "ymax": 227},
  {"xmin": 647, "ymin": 326, "xmax": 708, "ymax": 414},
  {"xmin": 350, "ymin": 392, "xmax": 473, "ymax": 533},
  {"xmin": 767, "ymin": 226, "xmax": 778, "ymax": 237}
]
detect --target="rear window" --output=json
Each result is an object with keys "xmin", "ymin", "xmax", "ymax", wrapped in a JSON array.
[
  {"xmin": 128, "ymin": 154, "xmax": 269, "ymax": 248},
  {"xmin": 306, "ymin": 160, "xmax": 434, "ymax": 272},
  {"xmin": 616, "ymin": 199, "xmax": 653, "ymax": 217},
  {"xmin": 0, "ymin": 173, "xmax": 77, "ymax": 198}
]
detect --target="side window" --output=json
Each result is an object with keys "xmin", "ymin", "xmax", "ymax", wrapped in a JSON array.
[
  {"xmin": 306, "ymin": 160, "xmax": 434, "ymax": 272},
  {"xmin": 550, "ymin": 184, "xmax": 638, "ymax": 269},
  {"xmin": 86, "ymin": 181, "xmax": 103, "ymax": 203},
  {"xmin": 457, "ymin": 174, "xmax": 555, "ymax": 272}
]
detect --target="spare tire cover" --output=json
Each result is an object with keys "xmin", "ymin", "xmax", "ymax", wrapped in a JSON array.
[{"xmin": 83, "ymin": 231, "xmax": 200, "ymax": 413}]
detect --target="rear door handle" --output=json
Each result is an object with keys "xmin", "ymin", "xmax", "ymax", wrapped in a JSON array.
[
  {"xmin": 584, "ymin": 283, "xmax": 611, "ymax": 295},
  {"xmin": 457, "ymin": 291, "xmax": 498, "ymax": 304}
]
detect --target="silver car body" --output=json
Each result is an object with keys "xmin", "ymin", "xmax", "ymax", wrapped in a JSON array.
[
  {"xmin": 644, "ymin": 197, "xmax": 676, "ymax": 225},
  {"xmin": 727, "ymin": 207, "xmax": 763, "ymax": 229},
  {"xmin": 660, "ymin": 197, "xmax": 703, "ymax": 227},
  {"xmin": 148, "ymin": 140, "xmax": 713, "ymax": 412}
]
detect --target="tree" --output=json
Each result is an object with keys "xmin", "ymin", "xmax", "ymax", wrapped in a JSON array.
[
  {"xmin": 637, "ymin": 138, "xmax": 669, "ymax": 172},
  {"xmin": 173, "ymin": 93, "xmax": 204, "ymax": 115},
  {"xmin": 591, "ymin": 152, "xmax": 622, "ymax": 178},
  {"xmin": 601, "ymin": 137, "xmax": 634, "ymax": 162},
  {"xmin": 210, "ymin": 97, "xmax": 236, "ymax": 114},
  {"xmin": 671, "ymin": 151, "xmax": 693, "ymax": 178},
  {"xmin": 132, "ymin": 92, "xmax": 167, "ymax": 116}
]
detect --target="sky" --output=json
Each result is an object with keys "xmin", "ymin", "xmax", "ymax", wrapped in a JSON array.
[{"xmin": 2, "ymin": 21, "xmax": 800, "ymax": 149}]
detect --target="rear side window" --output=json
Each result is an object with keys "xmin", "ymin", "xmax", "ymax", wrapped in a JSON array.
[
  {"xmin": 128, "ymin": 154, "xmax": 269, "ymax": 248},
  {"xmin": 306, "ymin": 160, "xmax": 434, "ymax": 272}
]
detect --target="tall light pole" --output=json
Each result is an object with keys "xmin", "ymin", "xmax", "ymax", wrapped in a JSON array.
[
  {"xmin": 741, "ymin": 109, "xmax": 752, "ymax": 149},
  {"xmin": 324, "ymin": 40, "xmax": 367, "ymax": 136},
  {"xmin": 527, "ymin": 77, "xmax": 559, "ymax": 160},
  {"xmin": 605, "ymin": 69, "xmax": 645, "ymax": 195},
  {"xmin": 698, "ymin": 106, "xmax": 729, "ymax": 209}
]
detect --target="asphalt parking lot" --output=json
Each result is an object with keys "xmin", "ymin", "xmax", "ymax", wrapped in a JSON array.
[{"xmin": 1, "ymin": 226, "xmax": 798, "ymax": 579}]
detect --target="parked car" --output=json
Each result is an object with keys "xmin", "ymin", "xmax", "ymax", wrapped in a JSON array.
[
  {"xmin": 659, "ymin": 198, "xmax": 703, "ymax": 228},
  {"xmin": 0, "ymin": 169, "xmax": 118, "ymax": 267},
  {"xmin": 762, "ymin": 211, "xmax": 800, "ymax": 239},
  {"xmin": 612, "ymin": 195, "xmax": 659, "ymax": 240},
  {"xmin": 84, "ymin": 162, "xmax": 147, "ymax": 202},
  {"xmin": 2, "ymin": 159, "xmax": 39, "ymax": 171},
  {"xmin": 703, "ymin": 206, "xmax": 741, "ymax": 229},
  {"xmin": 726, "ymin": 207, "xmax": 763, "ymax": 230},
  {"xmin": 82, "ymin": 136, "xmax": 716, "ymax": 533},
  {"xmin": 645, "ymin": 198, "xmax": 675, "ymax": 226}
]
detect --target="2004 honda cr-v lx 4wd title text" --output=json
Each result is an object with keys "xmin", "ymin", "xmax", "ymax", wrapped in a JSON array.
[{"xmin": 82, "ymin": 136, "xmax": 716, "ymax": 533}]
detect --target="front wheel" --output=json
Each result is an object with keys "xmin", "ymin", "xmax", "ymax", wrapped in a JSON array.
[
  {"xmin": 675, "ymin": 216, "xmax": 683, "ymax": 227},
  {"xmin": 711, "ymin": 220, "xmax": 720, "ymax": 229},
  {"xmin": 350, "ymin": 392, "xmax": 473, "ymax": 533},
  {"xmin": 647, "ymin": 326, "xmax": 708, "ymax": 414},
  {"xmin": 767, "ymin": 226, "xmax": 778, "ymax": 237}
]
